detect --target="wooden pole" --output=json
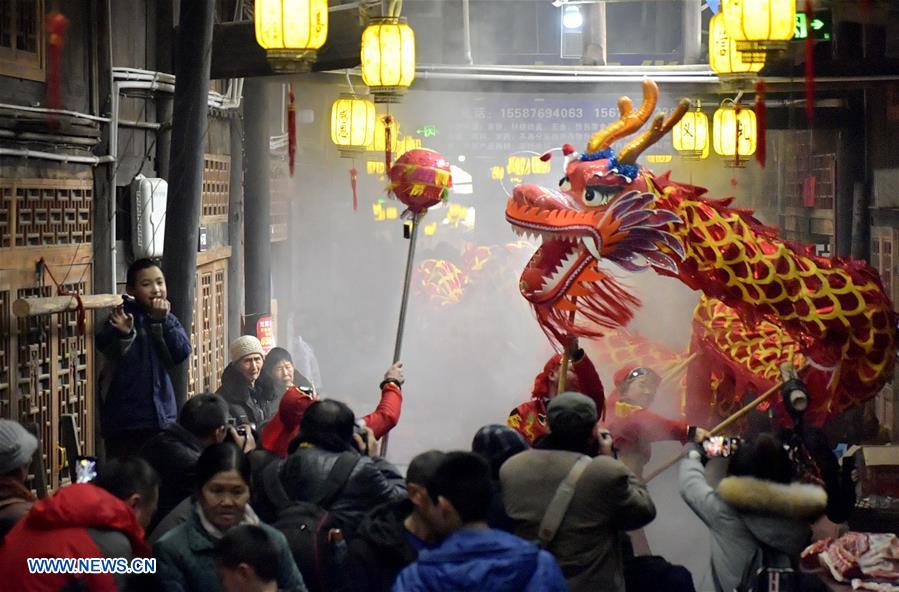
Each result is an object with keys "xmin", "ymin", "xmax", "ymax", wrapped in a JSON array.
[
  {"xmin": 381, "ymin": 214, "xmax": 423, "ymax": 458},
  {"xmin": 642, "ymin": 368, "xmax": 805, "ymax": 483},
  {"xmin": 13, "ymin": 294, "xmax": 123, "ymax": 317},
  {"xmin": 658, "ymin": 352, "xmax": 699, "ymax": 388}
]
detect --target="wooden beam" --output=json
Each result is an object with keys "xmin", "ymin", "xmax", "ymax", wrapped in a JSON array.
[
  {"xmin": 210, "ymin": 16, "xmax": 364, "ymax": 80},
  {"xmin": 13, "ymin": 294, "xmax": 122, "ymax": 317}
]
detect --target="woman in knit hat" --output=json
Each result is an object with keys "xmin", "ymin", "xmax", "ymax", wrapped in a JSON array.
[{"xmin": 0, "ymin": 419, "xmax": 38, "ymax": 540}]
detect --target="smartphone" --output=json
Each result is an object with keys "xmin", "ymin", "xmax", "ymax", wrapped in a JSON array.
[
  {"xmin": 703, "ymin": 436, "xmax": 742, "ymax": 458},
  {"xmin": 121, "ymin": 294, "xmax": 135, "ymax": 304},
  {"xmin": 75, "ymin": 456, "xmax": 98, "ymax": 483}
]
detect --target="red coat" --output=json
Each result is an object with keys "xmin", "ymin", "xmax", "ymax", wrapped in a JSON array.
[
  {"xmin": 260, "ymin": 383, "xmax": 404, "ymax": 458},
  {"xmin": 508, "ymin": 353, "xmax": 605, "ymax": 446},
  {"xmin": 0, "ymin": 483, "xmax": 150, "ymax": 591}
]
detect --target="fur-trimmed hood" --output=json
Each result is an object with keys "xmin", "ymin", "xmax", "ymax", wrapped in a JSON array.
[
  {"xmin": 718, "ymin": 476, "xmax": 827, "ymax": 555},
  {"xmin": 717, "ymin": 476, "xmax": 827, "ymax": 521}
]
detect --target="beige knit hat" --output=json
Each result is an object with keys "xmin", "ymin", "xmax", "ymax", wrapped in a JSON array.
[{"xmin": 229, "ymin": 335, "xmax": 264, "ymax": 362}]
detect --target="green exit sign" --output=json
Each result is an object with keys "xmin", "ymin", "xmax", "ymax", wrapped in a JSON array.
[{"xmin": 795, "ymin": 11, "xmax": 832, "ymax": 41}]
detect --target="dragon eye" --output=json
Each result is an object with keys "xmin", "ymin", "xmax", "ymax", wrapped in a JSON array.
[
  {"xmin": 584, "ymin": 188, "xmax": 596, "ymax": 203},
  {"xmin": 559, "ymin": 176, "xmax": 571, "ymax": 192}
]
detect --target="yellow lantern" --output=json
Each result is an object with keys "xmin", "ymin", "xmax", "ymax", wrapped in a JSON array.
[
  {"xmin": 491, "ymin": 166, "xmax": 504, "ymax": 181},
  {"xmin": 395, "ymin": 135, "xmax": 422, "ymax": 157},
  {"xmin": 367, "ymin": 114, "xmax": 399, "ymax": 153},
  {"xmin": 507, "ymin": 156, "xmax": 531, "ymax": 176},
  {"xmin": 709, "ymin": 14, "xmax": 764, "ymax": 75},
  {"xmin": 330, "ymin": 95, "xmax": 376, "ymax": 157},
  {"xmin": 530, "ymin": 156, "xmax": 552, "ymax": 175},
  {"xmin": 385, "ymin": 206, "xmax": 399, "ymax": 220},
  {"xmin": 423, "ymin": 222, "xmax": 437, "ymax": 236},
  {"xmin": 360, "ymin": 16, "xmax": 416, "ymax": 103},
  {"xmin": 713, "ymin": 100, "xmax": 757, "ymax": 159},
  {"xmin": 672, "ymin": 104, "xmax": 710, "ymax": 159},
  {"xmin": 254, "ymin": 0, "xmax": 328, "ymax": 72},
  {"xmin": 372, "ymin": 201, "xmax": 386, "ymax": 221},
  {"xmin": 721, "ymin": 0, "xmax": 795, "ymax": 43},
  {"xmin": 367, "ymin": 161, "xmax": 385, "ymax": 175}
]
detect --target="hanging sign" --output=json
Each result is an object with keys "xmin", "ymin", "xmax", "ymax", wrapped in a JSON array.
[{"xmin": 256, "ymin": 315, "xmax": 275, "ymax": 354}]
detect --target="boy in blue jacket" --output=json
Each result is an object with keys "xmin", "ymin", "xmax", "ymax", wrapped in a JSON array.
[
  {"xmin": 97, "ymin": 258, "xmax": 192, "ymax": 459},
  {"xmin": 392, "ymin": 452, "xmax": 566, "ymax": 592}
]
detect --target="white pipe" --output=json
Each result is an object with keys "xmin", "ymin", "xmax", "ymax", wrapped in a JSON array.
[
  {"xmin": 0, "ymin": 147, "xmax": 113, "ymax": 165},
  {"xmin": 462, "ymin": 0, "xmax": 473, "ymax": 65},
  {"xmin": 0, "ymin": 102, "xmax": 111, "ymax": 122}
]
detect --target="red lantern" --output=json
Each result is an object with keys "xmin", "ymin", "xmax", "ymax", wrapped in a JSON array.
[{"xmin": 387, "ymin": 148, "xmax": 453, "ymax": 215}]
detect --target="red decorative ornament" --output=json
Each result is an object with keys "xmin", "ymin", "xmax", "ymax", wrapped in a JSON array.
[
  {"xmin": 45, "ymin": 10, "xmax": 70, "ymax": 113},
  {"xmin": 754, "ymin": 80, "xmax": 767, "ymax": 168},
  {"xmin": 350, "ymin": 166, "xmax": 358, "ymax": 211},
  {"xmin": 387, "ymin": 148, "xmax": 453, "ymax": 215},
  {"xmin": 287, "ymin": 83, "xmax": 296, "ymax": 176},
  {"xmin": 384, "ymin": 114, "xmax": 394, "ymax": 172}
]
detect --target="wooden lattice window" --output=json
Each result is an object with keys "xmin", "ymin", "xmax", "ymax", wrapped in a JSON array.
[
  {"xmin": 16, "ymin": 284, "xmax": 53, "ymax": 488},
  {"xmin": 782, "ymin": 133, "xmax": 836, "ymax": 211},
  {"xmin": 187, "ymin": 260, "xmax": 228, "ymax": 397},
  {"xmin": 0, "ymin": 180, "xmax": 93, "ymax": 248},
  {"xmin": 0, "ymin": 0, "xmax": 44, "ymax": 81},
  {"xmin": 56, "ymin": 279, "xmax": 93, "ymax": 472},
  {"xmin": 201, "ymin": 155, "xmax": 230, "ymax": 220},
  {"xmin": 871, "ymin": 227, "xmax": 896, "ymax": 307}
]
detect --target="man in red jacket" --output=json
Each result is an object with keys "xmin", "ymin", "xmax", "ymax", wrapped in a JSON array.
[
  {"xmin": 508, "ymin": 338, "xmax": 605, "ymax": 446},
  {"xmin": 0, "ymin": 457, "xmax": 158, "ymax": 591},
  {"xmin": 261, "ymin": 361, "xmax": 406, "ymax": 457},
  {"xmin": 605, "ymin": 365, "xmax": 708, "ymax": 477}
]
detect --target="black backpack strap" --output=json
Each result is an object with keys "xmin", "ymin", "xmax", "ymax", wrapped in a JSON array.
[
  {"xmin": 316, "ymin": 452, "xmax": 359, "ymax": 508},
  {"xmin": 262, "ymin": 460, "xmax": 292, "ymax": 512}
]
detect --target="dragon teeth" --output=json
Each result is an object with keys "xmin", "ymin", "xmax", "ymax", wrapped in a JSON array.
[{"xmin": 582, "ymin": 236, "xmax": 602, "ymax": 260}]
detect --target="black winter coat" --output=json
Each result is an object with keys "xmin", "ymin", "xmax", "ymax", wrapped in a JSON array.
[
  {"xmin": 345, "ymin": 499, "xmax": 419, "ymax": 592},
  {"xmin": 216, "ymin": 363, "xmax": 267, "ymax": 429},
  {"xmin": 271, "ymin": 446, "xmax": 406, "ymax": 538},
  {"xmin": 139, "ymin": 423, "xmax": 204, "ymax": 532}
]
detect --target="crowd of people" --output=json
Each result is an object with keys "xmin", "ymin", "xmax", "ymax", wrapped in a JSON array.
[{"xmin": 0, "ymin": 259, "xmax": 850, "ymax": 591}]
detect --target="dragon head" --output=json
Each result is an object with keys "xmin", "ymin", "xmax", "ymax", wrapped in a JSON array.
[{"xmin": 505, "ymin": 80, "xmax": 690, "ymax": 339}]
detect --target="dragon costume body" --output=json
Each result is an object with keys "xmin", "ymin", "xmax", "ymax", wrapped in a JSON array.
[{"xmin": 505, "ymin": 80, "xmax": 896, "ymax": 425}]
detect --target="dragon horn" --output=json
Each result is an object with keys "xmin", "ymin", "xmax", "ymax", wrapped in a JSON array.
[
  {"xmin": 586, "ymin": 79, "xmax": 659, "ymax": 153},
  {"xmin": 617, "ymin": 98, "xmax": 690, "ymax": 165}
]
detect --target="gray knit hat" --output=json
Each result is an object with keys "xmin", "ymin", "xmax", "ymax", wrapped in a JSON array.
[
  {"xmin": 0, "ymin": 420, "xmax": 38, "ymax": 474},
  {"xmin": 229, "ymin": 335, "xmax": 265, "ymax": 363}
]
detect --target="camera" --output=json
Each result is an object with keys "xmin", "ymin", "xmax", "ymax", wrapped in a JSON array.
[
  {"xmin": 353, "ymin": 421, "xmax": 370, "ymax": 456},
  {"xmin": 227, "ymin": 416, "xmax": 248, "ymax": 438},
  {"xmin": 75, "ymin": 457, "xmax": 98, "ymax": 483},
  {"xmin": 703, "ymin": 436, "xmax": 742, "ymax": 458}
]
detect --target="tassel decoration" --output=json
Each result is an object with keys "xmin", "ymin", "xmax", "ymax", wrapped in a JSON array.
[
  {"xmin": 350, "ymin": 166, "xmax": 358, "ymax": 211},
  {"xmin": 754, "ymin": 80, "xmax": 767, "ymax": 168},
  {"xmin": 287, "ymin": 83, "xmax": 296, "ymax": 177},
  {"xmin": 384, "ymin": 115, "xmax": 394, "ymax": 172},
  {"xmin": 45, "ymin": 10, "xmax": 70, "ymax": 116}
]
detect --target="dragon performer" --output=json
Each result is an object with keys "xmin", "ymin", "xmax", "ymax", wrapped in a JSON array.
[{"xmin": 505, "ymin": 79, "xmax": 897, "ymax": 426}]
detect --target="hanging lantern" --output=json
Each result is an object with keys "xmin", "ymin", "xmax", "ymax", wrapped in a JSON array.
[
  {"xmin": 709, "ymin": 14, "xmax": 764, "ymax": 76},
  {"xmin": 254, "ymin": 0, "xmax": 328, "ymax": 72},
  {"xmin": 367, "ymin": 114, "xmax": 399, "ymax": 153},
  {"xmin": 330, "ymin": 95, "xmax": 376, "ymax": 157},
  {"xmin": 721, "ymin": 0, "xmax": 795, "ymax": 44},
  {"xmin": 530, "ymin": 155, "xmax": 552, "ymax": 175},
  {"xmin": 713, "ymin": 100, "xmax": 757, "ymax": 162},
  {"xmin": 396, "ymin": 135, "xmax": 422, "ymax": 157},
  {"xmin": 507, "ymin": 156, "xmax": 531, "ymax": 176},
  {"xmin": 360, "ymin": 12, "xmax": 416, "ymax": 103},
  {"xmin": 672, "ymin": 103, "xmax": 710, "ymax": 159}
]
